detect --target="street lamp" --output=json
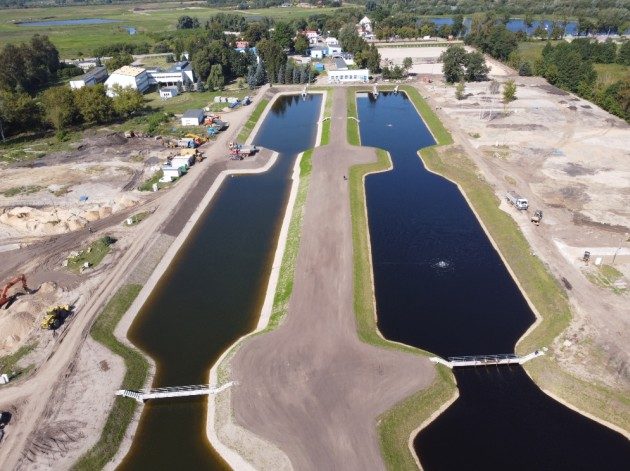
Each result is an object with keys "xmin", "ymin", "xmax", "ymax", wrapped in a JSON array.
[{"xmin": 611, "ymin": 232, "xmax": 629, "ymax": 265}]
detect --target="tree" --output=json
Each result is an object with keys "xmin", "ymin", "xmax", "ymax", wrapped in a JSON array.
[
  {"xmin": 364, "ymin": 45, "xmax": 381, "ymax": 74},
  {"xmin": 0, "ymin": 35, "xmax": 60, "ymax": 94},
  {"xmin": 253, "ymin": 61, "xmax": 267, "ymax": 87},
  {"xmin": 106, "ymin": 52, "xmax": 133, "ymax": 72},
  {"xmin": 452, "ymin": 14, "xmax": 464, "ymax": 37},
  {"xmin": 503, "ymin": 79, "xmax": 517, "ymax": 103},
  {"xmin": 177, "ymin": 16, "xmax": 199, "ymax": 29},
  {"xmin": 402, "ymin": 57, "xmax": 413, "ymax": 72},
  {"xmin": 294, "ymin": 34, "xmax": 309, "ymax": 56},
  {"xmin": 618, "ymin": 41, "xmax": 630, "ymax": 66},
  {"xmin": 284, "ymin": 61, "xmax": 294, "ymax": 84},
  {"xmin": 257, "ymin": 39, "xmax": 286, "ymax": 84},
  {"xmin": 441, "ymin": 45, "xmax": 467, "ymax": 83},
  {"xmin": 0, "ymin": 90, "xmax": 39, "ymax": 141},
  {"xmin": 41, "ymin": 86, "xmax": 77, "ymax": 133},
  {"xmin": 455, "ymin": 80, "xmax": 466, "ymax": 100},
  {"xmin": 74, "ymin": 84, "xmax": 113, "ymax": 124},
  {"xmin": 272, "ymin": 21, "xmax": 295, "ymax": 51},
  {"xmin": 111, "ymin": 85, "xmax": 144, "ymax": 118},
  {"xmin": 533, "ymin": 24, "xmax": 548, "ymax": 40},
  {"xmin": 206, "ymin": 64, "xmax": 225, "ymax": 91},
  {"xmin": 518, "ymin": 61, "xmax": 533, "ymax": 76},
  {"xmin": 464, "ymin": 52, "xmax": 489, "ymax": 81},
  {"xmin": 243, "ymin": 22, "xmax": 269, "ymax": 45}
]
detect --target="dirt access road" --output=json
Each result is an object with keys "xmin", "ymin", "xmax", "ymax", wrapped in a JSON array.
[
  {"xmin": 0, "ymin": 94, "xmax": 266, "ymax": 469},
  {"xmin": 230, "ymin": 89, "xmax": 435, "ymax": 469}
]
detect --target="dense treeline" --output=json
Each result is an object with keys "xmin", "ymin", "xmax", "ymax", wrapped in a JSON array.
[{"xmin": 534, "ymin": 41, "xmax": 629, "ymax": 121}]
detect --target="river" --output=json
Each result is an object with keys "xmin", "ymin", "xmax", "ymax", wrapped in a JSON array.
[
  {"xmin": 357, "ymin": 91, "xmax": 630, "ymax": 470},
  {"xmin": 119, "ymin": 94, "xmax": 322, "ymax": 470}
]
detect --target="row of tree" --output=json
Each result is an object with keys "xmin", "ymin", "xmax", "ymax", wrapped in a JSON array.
[
  {"xmin": 0, "ymin": 84, "xmax": 143, "ymax": 141},
  {"xmin": 441, "ymin": 45, "xmax": 490, "ymax": 83}
]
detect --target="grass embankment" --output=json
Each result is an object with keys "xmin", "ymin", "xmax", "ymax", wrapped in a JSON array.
[
  {"xmin": 419, "ymin": 144, "xmax": 630, "ymax": 433},
  {"xmin": 72, "ymin": 284, "xmax": 147, "ymax": 471},
  {"xmin": 320, "ymin": 89, "xmax": 334, "ymax": 145},
  {"xmin": 263, "ymin": 149, "xmax": 313, "ymax": 331},
  {"xmin": 67, "ymin": 236, "xmax": 116, "ymax": 272},
  {"xmin": 123, "ymin": 211, "xmax": 151, "ymax": 227},
  {"xmin": 346, "ymin": 87, "xmax": 457, "ymax": 469},
  {"xmin": 237, "ymin": 98, "xmax": 270, "ymax": 143},
  {"xmin": 346, "ymin": 89, "xmax": 360, "ymax": 145}
]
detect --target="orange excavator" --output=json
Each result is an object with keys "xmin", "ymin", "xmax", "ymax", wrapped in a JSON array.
[{"xmin": 0, "ymin": 274, "xmax": 29, "ymax": 308}]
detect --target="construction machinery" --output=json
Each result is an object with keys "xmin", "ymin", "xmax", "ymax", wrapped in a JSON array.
[
  {"xmin": 185, "ymin": 133, "xmax": 208, "ymax": 146},
  {"xmin": 228, "ymin": 141, "xmax": 257, "ymax": 157},
  {"xmin": 0, "ymin": 275, "xmax": 29, "ymax": 308},
  {"xmin": 531, "ymin": 210, "xmax": 543, "ymax": 225},
  {"xmin": 41, "ymin": 305, "xmax": 71, "ymax": 330}
]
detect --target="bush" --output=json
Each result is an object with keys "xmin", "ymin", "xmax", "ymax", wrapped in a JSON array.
[{"xmin": 518, "ymin": 61, "xmax": 533, "ymax": 76}]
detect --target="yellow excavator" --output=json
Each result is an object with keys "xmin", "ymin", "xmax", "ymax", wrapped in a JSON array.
[
  {"xmin": 184, "ymin": 133, "xmax": 208, "ymax": 145},
  {"xmin": 41, "ymin": 305, "xmax": 71, "ymax": 330}
]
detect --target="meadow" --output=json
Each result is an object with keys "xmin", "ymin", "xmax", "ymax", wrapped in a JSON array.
[{"xmin": 0, "ymin": 2, "xmax": 349, "ymax": 58}]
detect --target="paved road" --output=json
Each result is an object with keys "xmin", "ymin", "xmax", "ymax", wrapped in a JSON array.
[{"xmin": 231, "ymin": 89, "xmax": 435, "ymax": 469}]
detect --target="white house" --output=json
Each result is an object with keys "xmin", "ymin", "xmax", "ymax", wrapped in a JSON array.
[
  {"xmin": 159, "ymin": 86, "xmax": 179, "ymax": 99},
  {"xmin": 147, "ymin": 61, "xmax": 195, "ymax": 88},
  {"xmin": 359, "ymin": 16, "xmax": 373, "ymax": 33},
  {"xmin": 327, "ymin": 69, "xmax": 369, "ymax": 84},
  {"xmin": 325, "ymin": 37, "xmax": 339, "ymax": 46},
  {"xmin": 170, "ymin": 155, "xmax": 194, "ymax": 169},
  {"xmin": 310, "ymin": 46, "xmax": 326, "ymax": 59},
  {"xmin": 328, "ymin": 45, "xmax": 342, "ymax": 57},
  {"xmin": 69, "ymin": 66, "xmax": 108, "ymax": 89},
  {"xmin": 181, "ymin": 109, "xmax": 204, "ymax": 126},
  {"xmin": 104, "ymin": 66, "xmax": 150, "ymax": 97},
  {"xmin": 304, "ymin": 30, "xmax": 319, "ymax": 44}
]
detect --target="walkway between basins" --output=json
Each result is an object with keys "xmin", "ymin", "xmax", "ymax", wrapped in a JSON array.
[{"xmin": 229, "ymin": 88, "xmax": 435, "ymax": 469}]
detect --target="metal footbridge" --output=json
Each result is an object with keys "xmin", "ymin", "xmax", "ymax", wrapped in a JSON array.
[
  {"xmin": 116, "ymin": 381, "xmax": 234, "ymax": 403},
  {"xmin": 430, "ymin": 349, "xmax": 546, "ymax": 369}
]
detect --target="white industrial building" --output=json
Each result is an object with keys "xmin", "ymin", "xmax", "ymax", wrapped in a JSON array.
[
  {"xmin": 147, "ymin": 61, "xmax": 195, "ymax": 88},
  {"xmin": 181, "ymin": 109, "xmax": 204, "ymax": 126},
  {"xmin": 160, "ymin": 165, "xmax": 184, "ymax": 183},
  {"xmin": 104, "ymin": 66, "xmax": 150, "ymax": 97},
  {"xmin": 159, "ymin": 86, "xmax": 179, "ymax": 99},
  {"xmin": 69, "ymin": 66, "xmax": 108, "ymax": 89},
  {"xmin": 327, "ymin": 69, "xmax": 369, "ymax": 84}
]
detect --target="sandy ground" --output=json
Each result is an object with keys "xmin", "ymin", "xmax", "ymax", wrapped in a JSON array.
[
  {"xmin": 0, "ymin": 89, "xmax": 270, "ymax": 469},
  {"xmin": 418, "ymin": 71, "xmax": 630, "ymax": 392},
  {"xmin": 378, "ymin": 45, "xmax": 509, "ymax": 76},
  {"xmin": 224, "ymin": 88, "xmax": 435, "ymax": 470}
]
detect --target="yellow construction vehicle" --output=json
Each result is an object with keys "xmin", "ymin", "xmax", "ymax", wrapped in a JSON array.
[
  {"xmin": 41, "ymin": 305, "xmax": 70, "ymax": 330},
  {"xmin": 184, "ymin": 133, "xmax": 208, "ymax": 145}
]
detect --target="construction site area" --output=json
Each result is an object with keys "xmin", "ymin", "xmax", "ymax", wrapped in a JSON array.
[
  {"xmin": 421, "ymin": 72, "xmax": 630, "ymax": 392},
  {"xmin": 0, "ymin": 88, "xmax": 271, "ymax": 468}
]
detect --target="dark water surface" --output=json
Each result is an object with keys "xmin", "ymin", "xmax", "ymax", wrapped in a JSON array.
[
  {"xmin": 357, "ymin": 92, "xmax": 630, "ymax": 470},
  {"xmin": 120, "ymin": 94, "xmax": 321, "ymax": 470}
]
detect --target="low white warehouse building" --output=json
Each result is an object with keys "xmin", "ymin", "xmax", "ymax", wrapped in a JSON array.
[
  {"xmin": 69, "ymin": 66, "xmax": 108, "ymax": 89},
  {"xmin": 104, "ymin": 66, "xmax": 150, "ymax": 97},
  {"xmin": 181, "ymin": 109, "xmax": 204, "ymax": 126},
  {"xmin": 327, "ymin": 69, "xmax": 369, "ymax": 84}
]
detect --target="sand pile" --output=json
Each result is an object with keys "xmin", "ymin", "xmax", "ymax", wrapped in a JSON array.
[
  {"xmin": 0, "ymin": 282, "xmax": 63, "ymax": 356},
  {"xmin": 0, "ymin": 195, "xmax": 138, "ymax": 236}
]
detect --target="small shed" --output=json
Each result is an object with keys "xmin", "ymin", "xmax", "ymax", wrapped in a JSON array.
[
  {"xmin": 160, "ymin": 86, "xmax": 179, "ymax": 99},
  {"xmin": 160, "ymin": 165, "xmax": 183, "ymax": 183},
  {"xmin": 170, "ymin": 155, "xmax": 194, "ymax": 169},
  {"xmin": 181, "ymin": 109, "xmax": 204, "ymax": 126}
]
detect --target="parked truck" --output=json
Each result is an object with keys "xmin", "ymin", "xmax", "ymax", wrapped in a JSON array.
[
  {"xmin": 506, "ymin": 191, "xmax": 529, "ymax": 210},
  {"xmin": 531, "ymin": 210, "xmax": 543, "ymax": 225}
]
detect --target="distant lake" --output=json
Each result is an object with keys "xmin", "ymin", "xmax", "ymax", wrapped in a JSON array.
[
  {"xmin": 17, "ymin": 18, "xmax": 120, "ymax": 27},
  {"xmin": 429, "ymin": 17, "xmax": 579, "ymax": 36}
]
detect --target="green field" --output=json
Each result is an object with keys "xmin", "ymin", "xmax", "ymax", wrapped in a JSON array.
[
  {"xmin": 593, "ymin": 63, "xmax": 630, "ymax": 87},
  {"xmin": 0, "ymin": 3, "xmax": 351, "ymax": 58},
  {"xmin": 517, "ymin": 40, "xmax": 562, "ymax": 63}
]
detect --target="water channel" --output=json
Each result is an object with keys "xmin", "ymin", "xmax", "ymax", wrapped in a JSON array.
[
  {"xmin": 357, "ymin": 91, "xmax": 630, "ymax": 469},
  {"xmin": 120, "ymin": 94, "xmax": 322, "ymax": 470}
]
